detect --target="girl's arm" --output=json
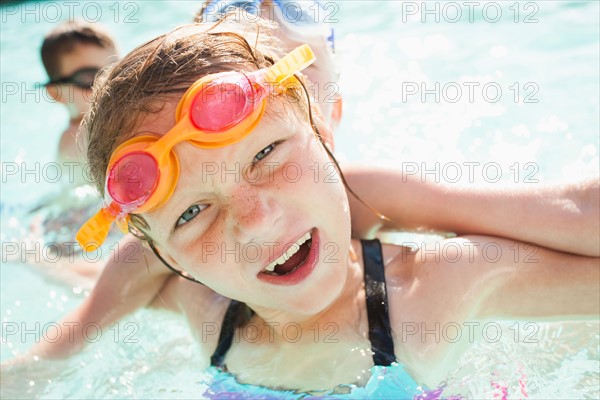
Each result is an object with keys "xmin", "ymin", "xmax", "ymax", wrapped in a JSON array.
[
  {"xmin": 7, "ymin": 235, "xmax": 171, "ymax": 361},
  {"xmin": 395, "ymin": 235, "xmax": 599, "ymax": 386},
  {"xmin": 0, "ymin": 236, "xmax": 175, "ymax": 396},
  {"xmin": 475, "ymin": 240, "xmax": 599, "ymax": 320},
  {"xmin": 344, "ymin": 165, "xmax": 600, "ymax": 256}
]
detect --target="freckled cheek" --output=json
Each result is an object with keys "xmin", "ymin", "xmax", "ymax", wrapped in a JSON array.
[
  {"xmin": 172, "ymin": 226, "xmax": 229, "ymax": 278},
  {"xmin": 236, "ymin": 210, "xmax": 255, "ymax": 227},
  {"xmin": 222, "ymin": 188, "xmax": 266, "ymax": 230}
]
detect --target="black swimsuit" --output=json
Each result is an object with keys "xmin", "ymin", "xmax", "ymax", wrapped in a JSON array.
[{"xmin": 210, "ymin": 238, "xmax": 397, "ymax": 368}]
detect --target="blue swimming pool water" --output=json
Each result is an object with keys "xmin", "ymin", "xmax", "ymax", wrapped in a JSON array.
[{"xmin": 1, "ymin": 1, "xmax": 599, "ymax": 398}]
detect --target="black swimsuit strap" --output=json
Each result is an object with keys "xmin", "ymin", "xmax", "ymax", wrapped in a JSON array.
[
  {"xmin": 361, "ymin": 238, "xmax": 397, "ymax": 366},
  {"xmin": 210, "ymin": 240, "xmax": 397, "ymax": 368},
  {"xmin": 210, "ymin": 300, "xmax": 246, "ymax": 368}
]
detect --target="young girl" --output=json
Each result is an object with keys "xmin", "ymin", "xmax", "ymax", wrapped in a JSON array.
[
  {"xmin": 69, "ymin": 17, "xmax": 599, "ymax": 393},
  {"xmin": 12, "ymin": 4, "xmax": 596, "ymax": 361}
]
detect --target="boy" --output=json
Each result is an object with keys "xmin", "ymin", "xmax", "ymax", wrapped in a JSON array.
[
  {"xmin": 41, "ymin": 20, "xmax": 119, "ymax": 163},
  {"xmin": 20, "ymin": 21, "xmax": 120, "ymax": 285}
]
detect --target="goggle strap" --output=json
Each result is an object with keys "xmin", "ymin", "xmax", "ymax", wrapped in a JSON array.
[
  {"xmin": 148, "ymin": 241, "xmax": 203, "ymax": 284},
  {"xmin": 76, "ymin": 208, "xmax": 117, "ymax": 252},
  {"xmin": 264, "ymin": 44, "xmax": 316, "ymax": 85}
]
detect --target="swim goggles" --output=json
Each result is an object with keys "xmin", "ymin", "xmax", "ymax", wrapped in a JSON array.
[
  {"xmin": 44, "ymin": 67, "xmax": 100, "ymax": 89},
  {"xmin": 76, "ymin": 44, "xmax": 315, "ymax": 251}
]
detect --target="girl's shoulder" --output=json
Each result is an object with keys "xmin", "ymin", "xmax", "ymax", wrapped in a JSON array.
[{"xmin": 349, "ymin": 238, "xmax": 415, "ymax": 287}]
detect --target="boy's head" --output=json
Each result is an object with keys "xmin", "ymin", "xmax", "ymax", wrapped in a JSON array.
[{"xmin": 41, "ymin": 20, "xmax": 119, "ymax": 119}]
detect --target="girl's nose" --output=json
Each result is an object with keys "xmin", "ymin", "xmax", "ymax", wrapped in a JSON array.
[{"xmin": 225, "ymin": 185, "xmax": 283, "ymax": 242}]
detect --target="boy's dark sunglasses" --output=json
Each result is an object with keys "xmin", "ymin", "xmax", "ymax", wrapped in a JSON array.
[{"xmin": 44, "ymin": 67, "xmax": 100, "ymax": 89}]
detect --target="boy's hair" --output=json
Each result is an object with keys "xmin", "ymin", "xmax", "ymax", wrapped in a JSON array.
[{"xmin": 41, "ymin": 20, "xmax": 116, "ymax": 79}]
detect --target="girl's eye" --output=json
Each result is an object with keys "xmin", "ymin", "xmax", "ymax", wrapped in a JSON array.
[
  {"xmin": 253, "ymin": 143, "xmax": 276, "ymax": 163},
  {"xmin": 176, "ymin": 204, "xmax": 206, "ymax": 227}
]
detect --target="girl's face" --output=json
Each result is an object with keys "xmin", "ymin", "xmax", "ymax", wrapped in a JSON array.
[{"xmin": 137, "ymin": 97, "xmax": 351, "ymax": 315}]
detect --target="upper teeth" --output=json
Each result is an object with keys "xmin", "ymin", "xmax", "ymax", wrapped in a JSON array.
[{"xmin": 264, "ymin": 232, "xmax": 311, "ymax": 272}]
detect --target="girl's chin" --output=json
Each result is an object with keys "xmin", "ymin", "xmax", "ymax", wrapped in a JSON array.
[{"xmin": 287, "ymin": 262, "xmax": 348, "ymax": 315}]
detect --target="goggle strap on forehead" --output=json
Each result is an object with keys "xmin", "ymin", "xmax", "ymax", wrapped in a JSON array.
[{"xmin": 264, "ymin": 44, "xmax": 316, "ymax": 84}]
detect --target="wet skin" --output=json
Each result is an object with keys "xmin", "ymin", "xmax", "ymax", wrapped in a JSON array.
[{"xmin": 134, "ymin": 97, "xmax": 600, "ymax": 391}]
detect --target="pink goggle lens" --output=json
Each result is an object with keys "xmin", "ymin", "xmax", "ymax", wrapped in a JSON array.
[
  {"xmin": 190, "ymin": 82, "xmax": 254, "ymax": 132},
  {"xmin": 107, "ymin": 152, "xmax": 159, "ymax": 209}
]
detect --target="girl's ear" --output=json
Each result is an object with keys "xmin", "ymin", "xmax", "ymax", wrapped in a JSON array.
[
  {"xmin": 330, "ymin": 94, "xmax": 343, "ymax": 132},
  {"xmin": 46, "ymin": 84, "xmax": 66, "ymax": 104}
]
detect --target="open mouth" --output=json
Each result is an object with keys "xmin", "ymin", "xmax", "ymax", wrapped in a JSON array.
[
  {"xmin": 258, "ymin": 229, "xmax": 318, "ymax": 285},
  {"xmin": 262, "ymin": 231, "xmax": 312, "ymax": 276}
]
